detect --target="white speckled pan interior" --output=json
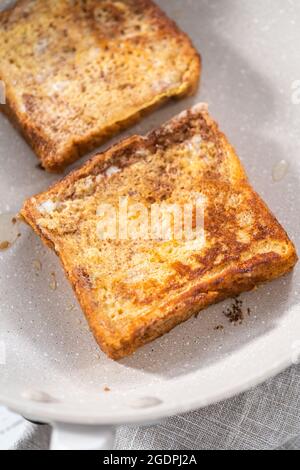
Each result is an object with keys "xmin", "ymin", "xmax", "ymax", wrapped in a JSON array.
[{"xmin": 0, "ymin": 0, "xmax": 299, "ymax": 425}]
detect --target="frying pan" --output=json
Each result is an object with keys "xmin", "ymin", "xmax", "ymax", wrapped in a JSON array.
[{"xmin": 0, "ymin": 0, "xmax": 300, "ymax": 450}]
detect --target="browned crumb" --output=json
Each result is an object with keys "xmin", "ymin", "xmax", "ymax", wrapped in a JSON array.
[
  {"xmin": 214, "ymin": 325, "xmax": 224, "ymax": 331},
  {"xmin": 67, "ymin": 304, "xmax": 76, "ymax": 311},
  {"xmin": 0, "ymin": 241, "xmax": 11, "ymax": 251},
  {"xmin": 50, "ymin": 272, "xmax": 57, "ymax": 290},
  {"xmin": 33, "ymin": 259, "xmax": 42, "ymax": 273},
  {"xmin": 223, "ymin": 298, "xmax": 245, "ymax": 325},
  {"xmin": 12, "ymin": 214, "xmax": 23, "ymax": 224}
]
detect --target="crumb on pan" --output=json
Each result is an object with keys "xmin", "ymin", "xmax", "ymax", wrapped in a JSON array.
[
  {"xmin": 223, "ymin": 298, "xmax": 252, "ymax": 325},
  {"xmin": 214, "ymin": 325, "xmax": 224, "ymax": 331},
  {"xmin": 0, "ymin": 241, "xmax": 11, "ymax": 251},
  {"xmin": 33, "ymin": 259, "xmax": 42, "ymax": 272},
  {"xmin": 49, "ymin": 272, "xmax": 57, "ymax": 291}
]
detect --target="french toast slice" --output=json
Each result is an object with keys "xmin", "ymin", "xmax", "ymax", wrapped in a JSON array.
[
  {"xmin": 0, "ymin": 0, "xmax": 200, "ymax": 172},
  {"xmin": 21, "ymin": 103, "xmax": 298, "ymax": 359}
]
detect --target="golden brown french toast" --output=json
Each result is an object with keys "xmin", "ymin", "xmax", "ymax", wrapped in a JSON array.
[
  {"xmin": 0, "ymin": 0, "xmax": 200, "ymax": 172},
  {"xmin": 21, "ymin": 103, "xmax": 298, "ymax": 359}
]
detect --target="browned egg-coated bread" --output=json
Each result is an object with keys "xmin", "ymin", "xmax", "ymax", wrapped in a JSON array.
[
  {"xmin": 21, "ymin": 103, "xmax": 298, "ymax": 359},
  {"xmin": 0, "ymin": 0, "xmax": 200, "ymax": 172}
]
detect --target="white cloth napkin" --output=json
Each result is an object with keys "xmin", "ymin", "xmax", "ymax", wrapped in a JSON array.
[{"xmin": 1, "ymin": 364, "xmax": 300, "ymax": 450}]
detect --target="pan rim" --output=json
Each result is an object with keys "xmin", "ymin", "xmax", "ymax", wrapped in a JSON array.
[{"xmin": 0, "ymin": 354, "xmax": 293, "ymax": 426}]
